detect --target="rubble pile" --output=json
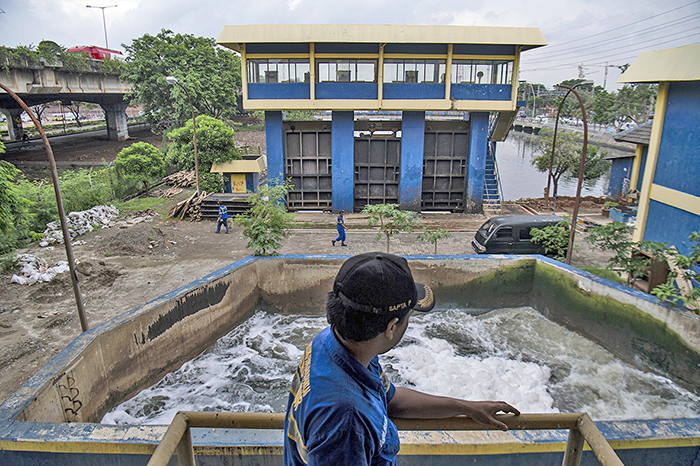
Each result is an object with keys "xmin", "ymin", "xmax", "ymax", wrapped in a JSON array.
[
  {"xmin": 40, "ymin": 205, "xmax": 120, "ymax": 247},
  {"xmin": 10, "ymin": 254, "xmax": 70, "ymax": 286}
]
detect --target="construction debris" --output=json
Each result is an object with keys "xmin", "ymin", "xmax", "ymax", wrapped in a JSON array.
[
  {"xmin": 40, "ymin": 205, "xmax": 120, "ymax": 247},
  {"xmin": 10, "ymin": 254, "xmax": 70, "ymax": 286},
  {"xmin": 163, "ymin": 170, "xmax": 195, "ymax": 188},
  {"xmin": 167, "ymin": 191, "xmax": 207, "ymax": 221}
]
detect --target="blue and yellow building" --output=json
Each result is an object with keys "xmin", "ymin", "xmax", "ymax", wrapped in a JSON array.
[
  {"xmin": 216, "ymin": 25, "xmax": 547, "ymax": 213},
  {"xmin": 617, "ymin": 44, "xmax": 700, "ymax": 255}
]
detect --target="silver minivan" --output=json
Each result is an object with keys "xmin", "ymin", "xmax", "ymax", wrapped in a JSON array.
[{"xmin": 471, "ymin": 215, "xmax": 565, "ymax": 255}]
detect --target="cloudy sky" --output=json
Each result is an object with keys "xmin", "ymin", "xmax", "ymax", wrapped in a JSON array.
[{"xmin": 1, "ymin": 0, "xmax": 698, "ymax": 90}]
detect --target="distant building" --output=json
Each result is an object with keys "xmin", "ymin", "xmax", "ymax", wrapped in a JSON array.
[
  {"xmin": 617, "ymin": 44, "xmax": 700, "ymax": 255},
  {"xmin": 608, "ymin": 121, "xmax": 652, "ymax": 200},
  {"xmin": 217, "ymin": 24, "xmax": 546, "ymax": 213}
]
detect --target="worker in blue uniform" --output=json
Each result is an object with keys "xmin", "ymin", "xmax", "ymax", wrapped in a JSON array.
[
  {"xmin": 284, "ymin": 252, "xmax": 520, "ymax": 465},
  {"xmin": 332, "ymin": 209, "xmax": 347, "ymax": 246},
  {"xmin": 216, "ymin": 201, "xmax": 228, "ymax": 234}
]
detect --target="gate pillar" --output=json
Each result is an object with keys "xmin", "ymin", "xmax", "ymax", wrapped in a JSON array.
[
  {"xmin": 466, "ymin": 112, "xmax": 489, "ymax": 213},
  {"xmin": 399, "ymin": 111, "xmax": 425, "ymax": 212},
  {"xmin": 331, "ymin": 111, "xmax": 354, "ymax": 213},
  {"xmin": 265, "ymin": 111, "xmax": 285, "ymax": 186},
  {"xmin": 1, "ymin": 108, "xmax": 25, "ymax": 141}
]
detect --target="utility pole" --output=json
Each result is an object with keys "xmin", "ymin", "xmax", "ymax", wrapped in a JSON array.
[{"xmin": 86, "ymin": 5, "xmax": 118, "ymax": 49}]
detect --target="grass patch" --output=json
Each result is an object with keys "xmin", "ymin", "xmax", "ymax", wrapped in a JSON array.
[
  {"xmin": 113, "ymin": 191, "xmax": 191, "ymax": 219},
  {"xmin": 579, "ymin": 265, "xmax": 626, "ymax": 285}
]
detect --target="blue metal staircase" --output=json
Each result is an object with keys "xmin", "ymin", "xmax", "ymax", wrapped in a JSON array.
[{"xmin": 483, "ymin": 114, "xmax": 504, "ymax": 216}]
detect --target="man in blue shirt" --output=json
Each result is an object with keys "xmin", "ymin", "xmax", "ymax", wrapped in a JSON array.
[
  {"xmin": 216, "ymin": 201, "xmax": 228, "ymax": 234},
  {"xmin": 332, "ymin": 209, "xmax": 347, "ymax": 247},
  {"xmin": 284, "ymin": 253, "xmax": 520, "ymax": 465}
]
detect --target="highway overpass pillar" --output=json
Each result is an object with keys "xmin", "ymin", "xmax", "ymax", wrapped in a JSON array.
[
  {"xmin": 1, "ymin": 108, "xmax": 25, "ymax": 141},
  {"xmin": 101, "ymin": 102, "xmax": 129, "ymax": 141}
]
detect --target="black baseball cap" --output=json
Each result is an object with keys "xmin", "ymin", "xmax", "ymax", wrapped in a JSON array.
[{"xmin": 333, "ymin": 252, "xmax": 435, "ymax": 314}]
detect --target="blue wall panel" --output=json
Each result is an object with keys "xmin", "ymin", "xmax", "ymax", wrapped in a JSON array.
[
  {"xmin": 399, "ymin": 111, "xmax": 426, "ymax": 211},
  {"xmin": 450, "ymin": 84, "xmax": 512, "ymax": 101},
  {"xmin": 453, "ymin": 44, "xmax": 517, "ymax": 55},
  {"xmin": 654, "ymin": 81, "xmax": 700, "ymax": 197},
  {"xmin": 637, "ymin": 146, "xmax": 648, "ymax": 192},
  {"xmin": 315, "ymin": 83, "xmax": 378, "ymax": 100},
  {"xmin": 264, "ymin": 111, "xmax": 285, "ymax": 187},
  {"xmin": 331, "ymin": 111, "xmax": 355, "ymax": 212},
  {"xmin": 247, "ymin": 83, "xmax": 310, "ymax": 100},
  {"xmin": 608, "ymin": 157, "xmax": 634, "ymax": 199},
  {"xmin": 466, "ymin": 113, "xmax": 489, "ymax": 213},
  {"xmin": 383, "ymin": 43, "xmax": 447, "ymax": 54},
  {"xmin": 645, "ymin": 200, "xmax": 700, "ymax": 256},
  {"xmin": 246, "ymin": 43, "xmax": 309, "ymax": 54},
  {"xmin": 383, "ymin": 83, "xmax": 444, "ymax": 100}
]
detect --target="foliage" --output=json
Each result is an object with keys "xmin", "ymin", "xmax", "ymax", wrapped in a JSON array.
[
  {"xmin": 591, "ymin": 90, "xmax": 616, "ymax": 127},
  {"xmin": 531, "ymin": 129, "xmax": 609, "ymax": 197},
  {"xmin": 530, "ymin": 219, "xmax": 569, "ymax": 261},
  {"xmin": 0, "ymin": 43, "xmax": 124, "ymax": 75},
  {"xmin": 651, "ymin": 232, "xmax": 700, "ymax": 313},
  {"xmin": 614, "ymin": 83, "xmax": 657, "ymax": 127},
  {"xmin": 165, "ymin": 115, "xmax": 241, "ymax": 193},
  {"xmin": 115, "ymin": 142, "xmax": 166, "ymax": 194},
  {"xmin": 122, "ymin": 30, "xmax": 242, "ymax": 124},
  {"xmin": 0, "ymin": 161, "xmax": 31, "ymax": 234},
  {"xmin": 417, "ymin": 227, "xmax": 452, "ymax": 254},
  {"xmin": 234, "ymin": 181, "xmax": 296, "ymax": 256},
  {"xmin": 362, "ymin": 204, "xmax": 420, "ymax": 253}
]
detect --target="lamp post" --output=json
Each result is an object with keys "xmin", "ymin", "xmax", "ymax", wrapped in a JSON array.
[
  {"xmin": 166, "ymin": 76, "xmax": 200, "ymax": 196},
  {"xmin": 547, "ymin": 83, "xmax": 589, "ymax": 265},
  {"xmin": 86, "ymin": 4, "xmax": 117, "ymax": 49},
  {"xmin": 0, "ymin": 83, "xmax": 89, "ymax": 332}
]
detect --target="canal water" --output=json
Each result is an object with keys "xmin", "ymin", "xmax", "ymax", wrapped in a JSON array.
[
  {"xmin": 102, "ymin": 309, "xmax": 700, "ymax": 426},
  {"xmin": 496, "ymin": 132, "xmax": 625, "ymax": 201}
]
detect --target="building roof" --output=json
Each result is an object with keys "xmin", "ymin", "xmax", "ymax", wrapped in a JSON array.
[
  {"xmin": 217, "ymin": 24, "xmax": 547, "ymax": 52},
  {"xmin": 210, "ymin": 156, "xmax": 267, "ymax": 174},
  {"xmin": 618, "ymin": 44, "xmax": 700, "ymax": 83},
  {"xmin": 613, "ymin": 121, "xmax": 653, "ymax": 146}
]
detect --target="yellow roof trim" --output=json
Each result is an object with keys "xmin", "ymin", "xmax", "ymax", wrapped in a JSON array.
[
  {"xmin": 618, "ymin": 44, "xmax": 700, "ymax": 83},
  {"xmin": 210, "ymin": 157, "xmax": 266, "ymax": 174},
  {"xmin": 217, "ymin": 24, "xmax": 547, "ymax": 52}
]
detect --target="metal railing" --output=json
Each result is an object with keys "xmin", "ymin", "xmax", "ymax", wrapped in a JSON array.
[{"xmin": 147, "ymin": 411, "xmax": 624, "ymax": 466}]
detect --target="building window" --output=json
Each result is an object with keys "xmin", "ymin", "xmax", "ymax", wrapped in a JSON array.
[
  {"xmin": 316, "ymin": 59, "xmax": 377, "ymax": 83},
  {"xmin": 451, "ymin": 60, "xmax": 513, "ymax": 85},
  {"xmin": 383, "ymin": 59, "xmax": 447, "ymax": 83},
  {"xmin": 247, "ymin": 59, "xmax": 310, "ymax": 83}
]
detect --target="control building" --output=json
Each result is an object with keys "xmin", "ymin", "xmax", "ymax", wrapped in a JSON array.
[{"xmin": 217, "ymin": 24, "xmax": 546, "ymax": 213}]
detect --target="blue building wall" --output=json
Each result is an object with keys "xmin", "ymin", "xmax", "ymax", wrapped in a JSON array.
[
  {"xmin": 264, "ymin": 111, "xmax": 285, "ymax": 186},
  {"xmin": 654, "ymin": 82, "xmax": 700, "ymax": 198},
  {"xmin": 451, "ymin": 84, "xmax": 512, "ymax": 101},
  {"xmin": 466, "ymin": 113, "xmax": 489, "ymax": 213},
  {"xmin": 248, "ymin": 83, "xmax": 310, "ymax": 100},
  {"xmin": 383, "ymin": 84, "xmax": 444, "ymax": 100},
  {"xmin": 608, "ymin": 157, "xmax": 634, "ymax": 199},
  {"xmin": 399, "ymin": 111, "xmax": 426, "ymax": 211},
  {"xmin": 645, "ymin": 200, "xmax": 700, "ymax": 256},
  {"xmin": 315, "ymin": 83, "xmax": 378, "ymax": 100},
  {"xmin": 331, "ymin": 111, "xmax": 355, "ymax": 212},
  {"xmin": 637, "ymin": 146, "xmax": 648, "ymax": 192}
]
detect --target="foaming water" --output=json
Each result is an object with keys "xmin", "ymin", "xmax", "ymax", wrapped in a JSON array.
[{"xmin": 102, "ymin": 308, "xmax": 700, "ymax": 425}]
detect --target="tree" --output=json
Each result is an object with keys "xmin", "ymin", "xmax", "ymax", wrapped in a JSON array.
[
  {"xmin": 165, "ymin": 115, "xmax": 241, "ymax": 193},
  {"xmin": 64, "ymin": 101, "xmax": 83, "ymax": 127},
  {"xmin": 614, "ymin": 83, "xmax": 657, "ymax": 127},
  {"xmin": 114, "ymin": 142, "xmax": 166, "ymax": 195},
  {"xmin": 362, "ymin": 204, "xmax": 420, "ymax": 253},
  {"xmin": 531, "ymin": 129, "xmax": 609, "ymax": 197},
  {"xmin": 234, "ymin": 181, "xmax": 296, "ymax": 256},
  {"xmin": 417, "ymin": 227, "xmax": 451, "ymax": 254},
  {"xmin": 592, "ymin": 90, "xmax": 616, "ymax": 128},
  {"xmin": 122, "ymin": 30, "xmax": 242, "ymax": 125}
]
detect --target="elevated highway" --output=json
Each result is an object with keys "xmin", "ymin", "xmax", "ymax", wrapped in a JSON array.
[{"xmin": 0, "ymin": 58, "xmax": 131, "ymax": 141}]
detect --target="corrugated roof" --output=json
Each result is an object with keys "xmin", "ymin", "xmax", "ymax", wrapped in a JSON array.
[
  {"xmin": 618, "ymin": 44, "xmax": 700, "ymax": 83},
  {"xmin": 217, "ymin": 24, "xmax": 547, "ymax": 52},
  {"xmin": 613, "ymin": 121, "xmax": 653, "ymax": 146}
]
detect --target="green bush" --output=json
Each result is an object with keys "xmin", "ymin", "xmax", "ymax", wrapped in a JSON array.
[
  {"xmin": 115, "ymin": 142, "xmax": 165, "ymax": 194},
  {"xmin": 530, "ymin": 219, "xmax": 570, "ymax": 261}
]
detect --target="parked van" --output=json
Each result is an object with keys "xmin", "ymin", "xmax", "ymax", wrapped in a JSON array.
[{"xmin": 471, "ymin": 215, "xmax": 565, "ymax": 255}]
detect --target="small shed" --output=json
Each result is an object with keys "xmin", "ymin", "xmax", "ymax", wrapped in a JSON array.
[
  {"xmin": 210, "ymin": 155, "xmax": 267, "ymax": 194},
  {"xmin": 607, "ymin": 121, "xmax": 652, "ymax": 199}
]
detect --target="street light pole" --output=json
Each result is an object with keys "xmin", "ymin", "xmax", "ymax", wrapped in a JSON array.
[
  {"xmin": 166, "ymin": 76, "xmax": 200, "ymax": 196},
  {"xmin": 86, "ymin": 4, "xmax": 118, "ymax": 49},
  {"xmin": 0, "ymin": 83, "xmax": 89, "ymax": 332}
]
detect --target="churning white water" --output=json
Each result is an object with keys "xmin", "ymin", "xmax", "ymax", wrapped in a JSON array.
[{"xmin": 102, "ymin": 308, "xmax": 700, "ymax": 426}]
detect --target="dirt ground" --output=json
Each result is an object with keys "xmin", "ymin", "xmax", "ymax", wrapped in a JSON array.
[{"xmin": 0, "ymin": 128, "xmax": 615, "ymax": 404}]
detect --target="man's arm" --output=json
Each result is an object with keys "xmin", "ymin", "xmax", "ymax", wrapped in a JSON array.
[{"xmin": 387, "ymin": 386, "xmax": 519, "ymax": 431}]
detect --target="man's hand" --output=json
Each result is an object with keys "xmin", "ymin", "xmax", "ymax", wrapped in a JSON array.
[{"xmin": 459, "ymin": 400, "xmax": 520, "ymax": 431}]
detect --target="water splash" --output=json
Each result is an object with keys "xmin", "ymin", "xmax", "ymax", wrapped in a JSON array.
[{"xmin": 102, "ymin": 308, "xmax": 700, "ymax": 425}]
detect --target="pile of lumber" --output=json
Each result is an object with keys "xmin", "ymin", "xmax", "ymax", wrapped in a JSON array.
[
  {"xmin": 161, "ymin": 171, "xmax": 195, "ymax": 199},
  {"xmin": 167, "ymin": 190, "xmax": 208, "ymax": 221}
]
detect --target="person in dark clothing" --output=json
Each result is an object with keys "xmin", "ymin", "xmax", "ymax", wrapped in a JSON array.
[
  {"xmin": 283, "ymin": 252, "xmax": 520, "ymax": 466},
  {"xmin": 215, "ymin": 201, "xmax": 228, "ymax": 234},
  {"xmin": 332, "ymin": 210, "xmax": 347, "ymax": 246}
]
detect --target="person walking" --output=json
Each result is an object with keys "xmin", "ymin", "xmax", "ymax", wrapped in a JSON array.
[
  {"xmin": 215, "ymin": 201, "xmax": 228, "ymax": 234},
  {"xmin": 283, "ymin": 252, "xmax": 520, "ymax": 465},
  {"xmin": 332, "ymin": 209, "xmax": 347, "ymax": 246}
]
